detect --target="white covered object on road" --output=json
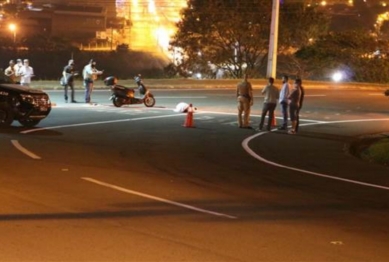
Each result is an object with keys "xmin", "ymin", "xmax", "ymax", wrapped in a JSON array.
[{"xmin": 173, "ymin": 102, "xmax": 190, "ymax": 113}]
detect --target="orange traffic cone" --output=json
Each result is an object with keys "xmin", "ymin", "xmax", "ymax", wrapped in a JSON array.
[
  {"xmin": 271, "ymin": 114, "xmax": 277, "ymax": 127},
  {"xmin": 183, "ymin": 104, "xmax": 195, "ymax": 128}
]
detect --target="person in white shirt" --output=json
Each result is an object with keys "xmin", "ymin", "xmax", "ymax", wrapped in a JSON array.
[
  {"xmin": 257, "ymin": 77, "xmax": 279, "ymax": 131},
  {"xmin": 82, "ymin": 59, "xmax": 103, "ymax": 103},
  {"xmin": 278, "ymin": 75, "xmax": 290, "ymax": 130},
  {"xmin": 18, "ymin": 59, "xmax": 34, "ymax": 86}
]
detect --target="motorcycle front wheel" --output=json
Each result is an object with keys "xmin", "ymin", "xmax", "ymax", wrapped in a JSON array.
[
  {"xmin": 113, "ymin": 97, "xmax": 124, "ymax": 107},
  {"xmin": 144, "ymin": 96, "xmax": 156, "ymax": 107}
]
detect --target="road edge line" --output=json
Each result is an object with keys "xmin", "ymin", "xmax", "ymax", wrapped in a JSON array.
[
  {"xmin": 81, "ymin": 177, "xmax": 237, "ymax": 219},
  {"xmin": 242, "ymin": 119, "xmax": 389, "ymax": 191},
  {"xmin": 11, "ymin": 140, "xmax": 41, "ymax": 160}
]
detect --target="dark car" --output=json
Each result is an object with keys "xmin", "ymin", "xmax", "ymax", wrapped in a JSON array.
[{"xmin": 0, "ymin": 72, "xmax": 51, "ymax": 128}]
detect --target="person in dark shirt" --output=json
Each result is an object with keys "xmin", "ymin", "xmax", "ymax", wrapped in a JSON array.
[
  {"xmin": 295, "ymin": 79, "xmax": 305, "ymax": 133},
  {"xmin": 287, "ymin": 78, "xmax": 302, "ymax": 134},
  {"xmin": 62, "ymin": 59, "xmax": 77, "ymax": 103}
]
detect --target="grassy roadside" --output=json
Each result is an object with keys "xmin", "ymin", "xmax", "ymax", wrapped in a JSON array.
[{"xmin": 360, "ymin": 138, "xmax": 389, "ymax": 166}]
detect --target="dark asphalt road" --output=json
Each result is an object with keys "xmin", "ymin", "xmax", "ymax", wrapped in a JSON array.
[{"xmin": 0, "ymin": 88, "xmax": 389, "ymax": 261}]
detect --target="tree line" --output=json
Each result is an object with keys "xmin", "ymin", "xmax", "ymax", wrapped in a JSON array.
[
  {"xmin": 0, "ymin": 37, "xmax": 168, "ymax": 81},
  {"xmin": 1, "ymin": 0, "xmax": 389, "ymax": 83},
  {"xmin": 169, "ymin": 0, "xmax": 389, "ymax": 83}
]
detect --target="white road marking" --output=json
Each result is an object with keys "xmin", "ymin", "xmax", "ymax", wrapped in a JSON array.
[
  {"xmin": 11, "ymin": 140, "xmax": 41, "ymax": 160},
  {"xmin": 199, "ymin": 110, "xmax": 328, "ymax": 123},
  {"xmin": 194, "ymin": 116, "xmax": 214, "ymax": 120},
  {"xmin": 217, "ymin": 94, "xmax": 326, "ymax": 98},
  {"xmin": 242, "ymin": 118, "xmax": 389, "ymax": 191},
  {"xmin": 21, "ymin": 113, "xmax": 199, "ymax": 134},
  {"xmin": 82, "ymin": 177, "xmax": 237, "ymax": 219},
  {"xmin": 156, "ymin": 96, "xmax": 208, "ymax": 99},
  {"xmin": 18, "ymin": 105, "xmax": 389, "ymax": 190}
]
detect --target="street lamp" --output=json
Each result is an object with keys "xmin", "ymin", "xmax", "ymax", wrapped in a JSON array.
[{"xmin": 9, "ymin": 23, "xmax": 17, "ymax": 43}]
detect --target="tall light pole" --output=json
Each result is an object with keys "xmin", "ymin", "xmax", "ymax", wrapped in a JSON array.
[
  {"xmin": 266, "ymin": 0, "xmax": 280, "ymax": 78},
  {"xmin": 9, "ymin": 23, "xmax": 17, "ymax": 43}
]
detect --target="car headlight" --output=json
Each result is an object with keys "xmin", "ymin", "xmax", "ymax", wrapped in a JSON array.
[{"xmin": 20, "ymin": 94, "xmax": 35, "ymax": 104}]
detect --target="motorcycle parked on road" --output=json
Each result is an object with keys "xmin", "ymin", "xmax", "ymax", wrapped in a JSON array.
[{"xmin": 104, "ymin": 75, "xmax": 156, "ymax": 107}]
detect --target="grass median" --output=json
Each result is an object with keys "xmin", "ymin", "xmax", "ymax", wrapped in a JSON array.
[{"xmin": 361, "ymin": 138, "xmax": 389, "ymax": 166}]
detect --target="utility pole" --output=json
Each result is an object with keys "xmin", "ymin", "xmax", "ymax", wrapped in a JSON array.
[
  {"xmin": 111, "ymin": 27, "xmax": 114, "ymax": 51},
  {"xmin": 266, "ymin": 0, "xmax": 280, "ymax": 78}
]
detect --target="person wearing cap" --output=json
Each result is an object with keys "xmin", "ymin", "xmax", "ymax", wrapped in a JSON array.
[
  {"xmin": 82, "ymin": 59, "xmax": 103, "ymax": 103},
  {"xmin": 18, "ymin": 59, "xmax": 34, "ymax": 86},
  {"xmin": 4, "ymin": 60, "xmax": 16, "ymax": 83},
  {"xmin": 62, "ymin": 59, "xmax": 77, "ymax": 103},
  {"xmin": 236, "ymin": 73, "xmax": 254, "ymax": 128},
  {"xmin": 13, "ymin": 59, "xmax": 23, "ymax": 84}
]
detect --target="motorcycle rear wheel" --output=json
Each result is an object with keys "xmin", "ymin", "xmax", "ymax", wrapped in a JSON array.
[
  {"xmin": 144, "ymin": 96, "xmax": 156, "ymax": 107},
  {"xmin": 113, "ymin": 97, "xmax": 124, "ymax": 107}
]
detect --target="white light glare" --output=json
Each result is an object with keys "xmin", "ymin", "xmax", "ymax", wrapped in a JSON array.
[{"xmin": 332, "ymin": 72, "xmax": 343, "ymax": 82}]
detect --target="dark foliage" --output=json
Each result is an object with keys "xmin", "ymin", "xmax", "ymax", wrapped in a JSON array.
[{"xmin": 0, "ymin": 49, "xmax": 169, "ymax": 80}]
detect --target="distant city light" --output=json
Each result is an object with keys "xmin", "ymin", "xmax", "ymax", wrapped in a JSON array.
[
  {"xmin": 8, "ymin": 23, "xmax": 17, "ymax": 43},
  {"xmin": 8, "ymin": 23, "xmax": 16, "ymax": 31},
  {"xmin": 332, "ymin": 71, "xmax": 343, "ymax": 82}
]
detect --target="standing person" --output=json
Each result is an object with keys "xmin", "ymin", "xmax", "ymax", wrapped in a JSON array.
[
  {"xmin": 83, "ymin": 59, "xmax": 103, "ymax": 103},
  {"xmin": 278, "ymin": 75, "xmax": 290, "ymax": 130},
  {"xmin": 13, "ymin": 59, "xmax": 23, "ymax": 84},
  {"xmin": 18, "ymin": 59, "xmax": 34, "ymax": 86},
  {"xmin": 4, "ymin": 60, "xmax": 16, "ymax": 83},
  {"xmin": 257, "ymin": 77, "xmax": 279, "ymax": 131},
  {"xmin": 288, "ymin": 78, "xmax": 302, "ymax": 134},
  {"xmin": 295, "ymin": 78, "xmax": 305, "ymax": 133},
  {"xmin": 236, "ymin": 73, "xmax": 253, "ymax": 128},
  {"xmin": 62, "ymin": 59, "xmax": 77, "ymax": 103}
]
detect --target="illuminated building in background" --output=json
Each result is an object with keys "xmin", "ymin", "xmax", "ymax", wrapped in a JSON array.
[
  {"xmin": 116, "ymin": 0, "xmax": 187, "ymax": 56},
  {"xmin": 31, "ymin": 0, "xmax": 186, "ymax": 56}
]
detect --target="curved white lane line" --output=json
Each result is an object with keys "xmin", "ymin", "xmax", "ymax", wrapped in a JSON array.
[
  {"xmin": 243, "ymin": 119, "xmax": 389, "ymax": 191},
  {"xmin": 11, "ymin": 140, "xmax": 41, "ymax": 160},
  {"xmin": 82, "ymin": 177, "xmax": 237, "ymax": 219},
  {"xmin": 18, "ymin": 106, "xmax": 389, "ymax": 190}
]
